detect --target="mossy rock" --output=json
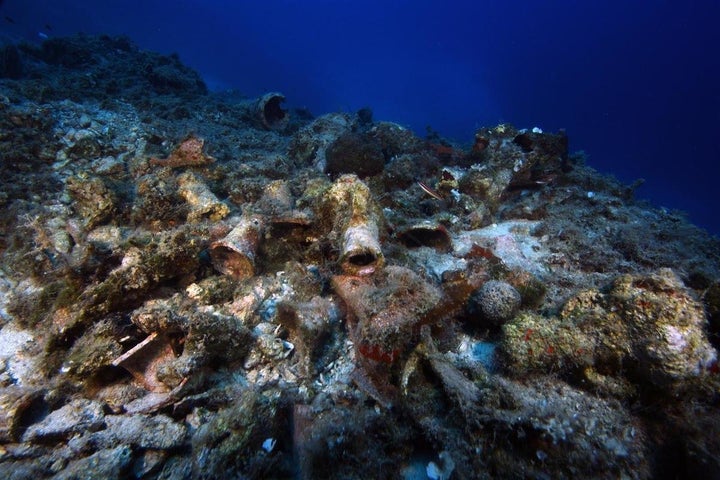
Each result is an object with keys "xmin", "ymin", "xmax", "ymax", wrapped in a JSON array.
[{"xmin": 325, "ymin": 132, "xmax": 385, "ymax": 178}]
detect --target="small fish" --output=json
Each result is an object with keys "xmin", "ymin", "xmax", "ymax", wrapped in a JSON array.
[
  {"xmin": 45, "ymin": 23, "xmax": 53, "ymax": 31},
  {"xmin": 417, "ymin": 181, "xmax": 444, "ymax": 201},
  {"xmin": 38, "ymin": 32, "xmax": 49, "ymax": 40},
  {"xmin": 4, "ymin": 15, "xmax": 16, "ymax": 24}
]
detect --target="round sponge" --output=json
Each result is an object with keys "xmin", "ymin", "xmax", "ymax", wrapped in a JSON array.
[{"xmin": 471, "ymin": 280, "xmax": 522, "ymax": 325}]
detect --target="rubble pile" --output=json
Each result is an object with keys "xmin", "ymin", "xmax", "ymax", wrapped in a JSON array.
[{"xmin": 1, "ymin": 34, "xmax": 719, "ymax": 479}]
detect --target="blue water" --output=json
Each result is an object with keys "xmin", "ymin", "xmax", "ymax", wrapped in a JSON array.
[{"xmin": 3, "ymin": 1, "xmax": 719, "ymax": 235}]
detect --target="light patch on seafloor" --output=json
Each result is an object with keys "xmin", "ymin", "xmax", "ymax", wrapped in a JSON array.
[
  {"xmin": 664, "ymin": 325, "xmax": 688, "ymax": 352},
  {"xmin": 406, "ymin": 248, "xmax": 467, "ymax": 282},
  {"xmin": 455, "ymin": 334, "xmax": 498, "ymax": 373},
  {"xmin": 0, "ymin": 277, "xmax": 43, "ymax": 384},
  {"xmin": 0, "ymin": 323, "xmax": 40, "ymax": 386},
  {"xmin": 452, "ymin": 220, "xmax": 549, "ymax": 277},
  {"xmin": 0, "ymin": 271, "xmax": 14, "ymax": 321}
]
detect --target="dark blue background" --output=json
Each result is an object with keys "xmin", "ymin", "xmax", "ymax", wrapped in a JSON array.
[{"xmin": 3, "ymin": 1, "xmax": 718, "ymax": 235}]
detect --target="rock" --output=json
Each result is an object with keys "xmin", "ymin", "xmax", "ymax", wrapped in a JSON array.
[
  {"xmin": 483, "ymin": 377, "xmax": 647, "ymax": 479},
  {"xmin": 157, "ymin": 456, "xmax": 193, "ymax": 480},
  {"xmin": 289, "ymin": 112, "xmax": 352, "ymax": 169},
  {"xmin": 370, "ymin": 121, "xmax": 425, "ymax": 159},
  {"xmin": 0, "ymin": 386, "xmax": 45, "ymax": 442},
  {"xmin": 131, "ymin": 449, "xmax": 168, "ymax": 478},
  {"xmin": 104, "ymin": 414, "xmax": 187, "ymax": 450},
  {"xmin": 0, "ymin": 32, "xmax": 719, "ymax": 480},
  {"xmin": 132, "ymin": 171, "xmax": 187, "ymax": 227},
  {"xmin": 610, "ymin": 269, "xmax": 717, "ymax": 389},
  {"xmin": 0, "ymin": 45, "xmax": 23, "ymax": 79},
  {"xmin": 189, "ymin": 389, "xmax": 276, "ymax": 477},
  {"xmin": 703, "ymin": 280, "xmax": 720, "ymax": 348},
  {"xmin": 52, "ymin": 445, "xmax": 132, "ymax": 480},
  {"xmin": 60, "ymin": 319, "xmax": 124, "ymax": 380},
  {"xmin": 501, "ymin": 311, "xmax": 597, "ymax": 375},
  {"xmin": 22, "ymin": 399, "xmax": 105, "ymax": 443},
  {"xmin": 65, "ymin": 175, "xmax": 117, "ymax": 229},
  {"xmin": 325, "ymin": 132, "xmax": 385, "ymax": 177},
  {"xmin": 502, "ymin": 269, "xmax": 718, "ymax": 394}
]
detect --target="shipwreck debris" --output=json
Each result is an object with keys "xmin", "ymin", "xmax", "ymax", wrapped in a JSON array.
[{"xmin": 210, "ymin": 215, "xmax": 264, "ymax": 279}]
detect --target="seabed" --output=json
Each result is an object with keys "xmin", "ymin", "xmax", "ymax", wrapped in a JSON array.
[{"xmin": 0, "ymin": 34, "xmax": 719, "ymax": 479}]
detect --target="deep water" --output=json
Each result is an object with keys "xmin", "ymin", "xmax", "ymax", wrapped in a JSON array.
[{"xmin": 2, "ymin": 0, "xmax": 719, "ymax": 235}]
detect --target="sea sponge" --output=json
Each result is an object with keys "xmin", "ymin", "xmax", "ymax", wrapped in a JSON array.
[{"xmin": 470, "ymin": 280, "xmax": 521, "ymax": 325}]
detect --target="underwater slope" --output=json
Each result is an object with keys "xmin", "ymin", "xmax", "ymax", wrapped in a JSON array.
[{"xmin": 1, "ymin": 35, "xmax": 719, "ymax": 479}]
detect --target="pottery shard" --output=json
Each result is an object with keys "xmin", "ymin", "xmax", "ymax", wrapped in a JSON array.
[
  {"xmin": 209, "ymin": 215, "xmax": 264, "ymax": 279},
  {"xmin": 332, "ymin": 266, "xmax": 443, "ymax": 362},
  {"xmin": 150, "ymin": 135, "xmax": 215, "ymax": 168},
  {"xmin": 112, "ymin": 332, "xmax": 178, "ymax": 392},
  {"xmin": 254, "ymin": 92, "xmax": 289, "ymax": 131}
]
